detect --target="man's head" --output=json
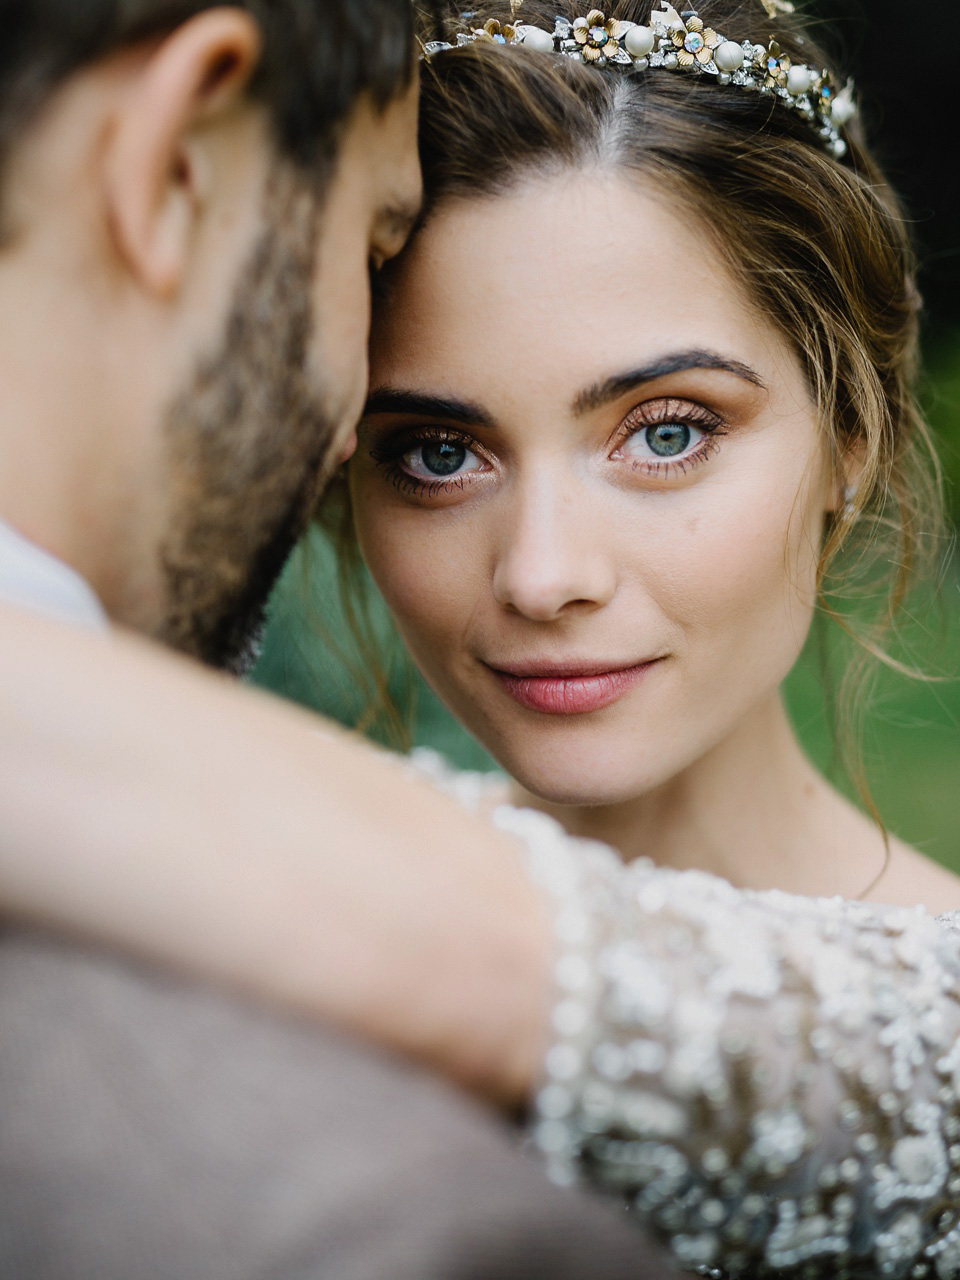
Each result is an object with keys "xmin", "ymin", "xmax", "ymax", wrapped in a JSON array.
[{"xmin": 0, "ymin": 1, "xmax": 422, "ymax": 670}]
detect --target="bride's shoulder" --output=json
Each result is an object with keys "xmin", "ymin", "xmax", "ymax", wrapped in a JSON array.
[
  {"xmin": 871, "ymin": 835, "xmax": 960, "ymax": 919},
  {"xmin": 407, "ymin": 747, "xmax": 511, "ymax": 813}
]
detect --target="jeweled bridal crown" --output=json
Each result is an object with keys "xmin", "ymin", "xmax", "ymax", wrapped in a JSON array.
[{"xmin": 423, "ymin": 2, "xmax": 857, "ymax": 157}]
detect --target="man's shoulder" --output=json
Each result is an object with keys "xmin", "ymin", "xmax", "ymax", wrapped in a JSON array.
[{"xmin": 0, "ymin": 927, "xmax": 665, "ymax": 1280}]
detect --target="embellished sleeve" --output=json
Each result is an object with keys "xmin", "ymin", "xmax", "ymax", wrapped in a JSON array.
[{"xmin": 501, "ymin": 803, "xmax": 960, "ymax": 1279}]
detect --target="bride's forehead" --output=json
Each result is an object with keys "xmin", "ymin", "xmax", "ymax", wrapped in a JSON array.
[
  {"xmin": 370, "ymin": 172, "xmax": 774, "ymax": 382},
  {"xmin": 417, "ymin": 169, "xmax": 696, "ymax": 261}
]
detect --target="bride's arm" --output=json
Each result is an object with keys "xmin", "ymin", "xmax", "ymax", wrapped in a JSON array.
[{"xmin": 4, "ymin": 604, "xmax": 960, "ymax": 1274}]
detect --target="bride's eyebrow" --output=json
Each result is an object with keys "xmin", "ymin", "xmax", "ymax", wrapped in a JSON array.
[
  {"xmin": 363, "ymin": 389, "xmax": 495, "ymax": 428},
  {"xmin": 573, "ymin": 349, "xmax": 766, "ymax": 415}
]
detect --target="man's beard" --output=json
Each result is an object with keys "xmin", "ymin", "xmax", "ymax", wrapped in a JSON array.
[{"xmin": 155, "ymin": 167, "xmax": 339, "ymax": 675}]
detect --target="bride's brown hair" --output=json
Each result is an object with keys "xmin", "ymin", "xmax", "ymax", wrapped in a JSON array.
[{"xmin": 325, "ymin": 0, "xmax": 947, "ymax": 833}]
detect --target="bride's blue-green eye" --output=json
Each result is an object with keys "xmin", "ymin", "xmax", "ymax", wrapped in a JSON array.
[
  {"xmin": 423, "ymin": 442, "xmax": 467, "ymax": 475},
  {"xmin": 624, "ymin": 422, "xmax": 705, "ymax": 460},
  {"xmin": 404, "ymin": 438, "xmax": 483, "ymax": 481},
  {"xmin": 648, "ymin": 424, "xmax": 694, "ymax": 457}
]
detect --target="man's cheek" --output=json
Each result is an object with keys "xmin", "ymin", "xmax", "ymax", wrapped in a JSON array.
[{"xmin": 313, "ymin": 242, "xmax": 372, "ymax": 390}]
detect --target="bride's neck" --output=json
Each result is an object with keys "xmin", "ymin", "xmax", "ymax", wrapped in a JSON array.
[{"xmin": 509, "ymin": 693, "xmax": 887, "ymax": 899}]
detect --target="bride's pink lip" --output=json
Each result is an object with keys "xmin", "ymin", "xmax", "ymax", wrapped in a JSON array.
[{"xmin": 486, "ymin": 660, "xmax": 659, "ymax": 716}]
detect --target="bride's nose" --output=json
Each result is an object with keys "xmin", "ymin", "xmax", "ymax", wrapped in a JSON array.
[{"xmin": 491, "ymin": 475, "xmax": 617, "ymax": 621}]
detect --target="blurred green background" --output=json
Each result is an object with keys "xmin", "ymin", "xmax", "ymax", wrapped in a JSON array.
[{"xmin": 251, "ymin": 0, "xmax": 960, "ymax": 873}]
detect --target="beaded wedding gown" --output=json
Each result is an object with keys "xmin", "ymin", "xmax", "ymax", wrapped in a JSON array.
[{"xmin": 414, "ymin": 752, "xmax": 960, "ymax": 1279}]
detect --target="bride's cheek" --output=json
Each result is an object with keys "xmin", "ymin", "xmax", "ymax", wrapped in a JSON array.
[
  {"xmin": 362, "ymin": 517, "xmax": 479, "ymax": 653},
  {"xmin": 681, "ymin": 487, "xmax": 820, "ymax": 704}
]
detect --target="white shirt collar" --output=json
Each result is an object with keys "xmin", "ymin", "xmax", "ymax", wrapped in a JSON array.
[{"xmin": 0, "ymin": 519, "xmax": 108, "ymax": 631}]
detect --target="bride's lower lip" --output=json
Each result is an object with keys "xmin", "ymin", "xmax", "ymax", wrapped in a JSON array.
[{"xmin": 488, "ymin": 662, "xmax": 658, "ymax": 715}]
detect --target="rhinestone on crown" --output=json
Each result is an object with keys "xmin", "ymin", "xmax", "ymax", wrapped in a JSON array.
[{"xmin": 423, "ymin": 2, "xmax": 857, "ymax": 158}]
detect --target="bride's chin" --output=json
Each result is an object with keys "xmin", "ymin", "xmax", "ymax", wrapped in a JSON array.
[{"xmin": 496, "ymin": 751, "xmax": 662, "ymax": 810}]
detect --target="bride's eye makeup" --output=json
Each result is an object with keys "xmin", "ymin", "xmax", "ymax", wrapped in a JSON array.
[
  {"xmin": 612, "ymin": 398, "xmax": 728, "ymax": 477},
  {"xmin": 369, "ymin": 426, "xmax": 489, "ymax": 497}
]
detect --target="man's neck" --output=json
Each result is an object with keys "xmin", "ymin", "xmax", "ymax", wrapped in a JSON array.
[
  {"xmin": 0, "ymin": 324, "xmax": 140, "ymax": 621},
  {"xmin": 0, "ymin": 184, "xmax": 139, "ymax": 605},
  {"xmin": 0, "ymin": 516, "xmax": 108, "ymax": 629},
  {"xmin": 0, "ymin": 318, "xmax": 100, "ymax": 591},
  {"xmin": 0, "ymin": 442, "xmax": 117, "ymax": 608}
]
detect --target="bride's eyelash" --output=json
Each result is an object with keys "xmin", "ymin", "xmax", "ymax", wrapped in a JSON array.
[
  {"xmin": 369, "ymin": 426, "xmax": 484, "ymax": 497},
  {"xmin": 617, "ymin": 398, "xmax": 729, "ymax": 477}
]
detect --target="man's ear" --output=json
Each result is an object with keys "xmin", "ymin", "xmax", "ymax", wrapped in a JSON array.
[{"xmin": 104, "ymin": 9, "xmax": 262, "ymax": 299}]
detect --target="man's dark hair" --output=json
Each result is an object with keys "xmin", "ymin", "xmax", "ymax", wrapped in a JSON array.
[{"xmin": 0, "ymin": 0, "xmax": 416, "ymax": 176}]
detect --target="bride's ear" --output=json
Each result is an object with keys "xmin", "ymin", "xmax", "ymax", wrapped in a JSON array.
[
  {"xmin": 103, "ymin": 9, "xmax": 262, "ymax": 299},
  {"xmin": 827, "ymin": 442, "xmax": 868, "ymax": 517}
]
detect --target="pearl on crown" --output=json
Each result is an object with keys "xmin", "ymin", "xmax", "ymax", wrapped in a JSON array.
[
  {"xmin": 786, "ymin": 65, "xmax": 814, "ymax": 95},
  {"xmin": 519, "ymin": 24, "xmax": 555, "ymax": 51},
  {"xmin": 624, "ymin": 24, "xmax": 655, "ymax": 57},
  {"xmin": 713, "ymin": 40, "xmax": 744, "ymax": 73}
]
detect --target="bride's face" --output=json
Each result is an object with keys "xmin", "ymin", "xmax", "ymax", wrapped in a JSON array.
[{"xmin": 352, "ymin": 172, "xmax": 836, "ymax": 805}]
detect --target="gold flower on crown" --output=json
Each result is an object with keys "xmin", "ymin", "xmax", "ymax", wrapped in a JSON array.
[
  {"xmin": 671, "ymin": 13, "xmax": 721, "ymax": 68},
  {"xmin": 478, "ymin": 18, "xmax": 519, "ymax": 41},
  {"xmin": 758, "ymin": 38, "xmax": 791, "ymax": 89},
  {"xmin": 572, "ymin": 9, "xmax": 629, "ymax": 63}
]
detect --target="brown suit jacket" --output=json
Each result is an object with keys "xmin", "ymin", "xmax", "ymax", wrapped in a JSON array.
[{"xmin": 0, "ymin": 928, "xmax": 672, "ymax": 1279}]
